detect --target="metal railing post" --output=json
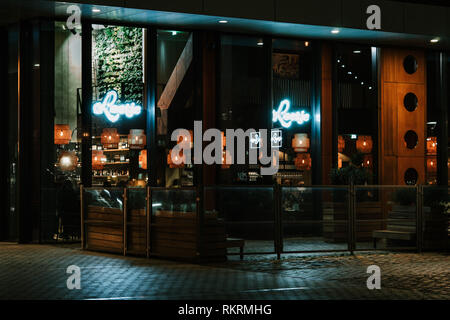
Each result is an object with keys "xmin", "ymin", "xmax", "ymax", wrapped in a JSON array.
[
  {"xmin": 275, "ymin": 184, "xmax": 281, "ymax": 260},
  {"xmin": 80, "ymin": 184, "xmax": 85, "ymax": 250},
  {"xmin": 146, "ymin": 186, "xmax": 151, "ymax": 258},
  {"xmin": 348, "ymin": 183, "xmax": 355, "ymax": 254},
  {"xmin": 416, "ymin": 185, "xmax": 423, "ymax": 253},
  {"xmin": 195, "ymin": 186, "xmax": 203, "ymax": 259},
  {"xmin": 123, "ymin": 187, "xmax": 127, "ymax": 256}
]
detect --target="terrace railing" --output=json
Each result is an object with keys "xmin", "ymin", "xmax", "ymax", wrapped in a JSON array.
[{"xmin": 80, "ymin": 184, "xmax": 450, "ymax": 260}]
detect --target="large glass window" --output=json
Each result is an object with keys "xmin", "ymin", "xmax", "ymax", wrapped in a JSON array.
[
  {"xmin": 91, "ymin": 25, "xmax": 146, "ymax": 187},
  {"xmin": 334, "ymin": 45, "xmax": 378, "ymax": 185},
  {"xmin": 218, "ymin": 35, "xmax": 267, "ymax": 184},
  {"xmin": 156, "ymin": 29, "xmax": 194, "ymax": 187},
  {"xmin": 272, "ymin": 38, "xmax": 313, "ymax": 186}
]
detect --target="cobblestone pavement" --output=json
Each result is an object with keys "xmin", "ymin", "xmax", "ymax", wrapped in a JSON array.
[{"xmin": 0, "ymin": 242, "xmax": 449, "ymax": 300}]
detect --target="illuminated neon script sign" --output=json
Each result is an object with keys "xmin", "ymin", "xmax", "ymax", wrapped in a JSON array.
[
  {"xmin": 272, "ymin": 99, "xmax": 310, "ymax": 128},
  {"xmin": 93, "ymin": 90, "xmax": 142, "ymax": 123}
]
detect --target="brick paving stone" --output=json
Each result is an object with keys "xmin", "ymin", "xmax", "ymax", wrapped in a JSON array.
[{"xmin": 0, "ymin": 243, "xmax": 448, "ymax": 300}]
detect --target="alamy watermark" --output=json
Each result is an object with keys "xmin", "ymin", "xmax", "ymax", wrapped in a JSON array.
[{"xmin": 171, "ymin": 121, "xmax": 281, "ymax": 175}]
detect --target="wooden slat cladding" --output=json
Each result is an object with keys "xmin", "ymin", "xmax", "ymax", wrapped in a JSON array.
[{"xmin": 380, "ymin": 48, "xmax": 426, "ymax": 185}]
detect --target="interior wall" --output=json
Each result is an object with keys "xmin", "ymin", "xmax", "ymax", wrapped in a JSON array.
[{"xmin": 54, "ymin": 26, "xmax": 81, "ymax": 141}]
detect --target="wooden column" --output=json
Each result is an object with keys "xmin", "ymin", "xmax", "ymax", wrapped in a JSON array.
[
  {"xmin": 380, "ymin": 48, "xmax": 426, "ymax": 185},
  {"xmin": 321, "ymin": 44, "xmax": 333, "ymax": 185}
]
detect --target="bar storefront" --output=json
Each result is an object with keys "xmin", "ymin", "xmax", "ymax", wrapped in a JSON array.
[{"xmin": 2, "ymin": 3, "xmax": 449, "ymax": 260}]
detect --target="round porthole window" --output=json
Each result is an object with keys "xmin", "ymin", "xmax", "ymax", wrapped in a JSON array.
[
  {"xmin": 404, "ymin": 130, "xmax": 418, "ymax": 149},
  {"xmin": 403, "ymin": 55, "xmax": 418, "ymax": 74},
  {"xmin": 403, "ymin": 93, "xmax": 418, "ymax": 112},
  {"xmin": 404, "ymin": 168, "xmax": 418, "ymax": 185}
]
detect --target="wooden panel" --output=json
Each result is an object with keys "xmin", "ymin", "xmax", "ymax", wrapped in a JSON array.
[
  {"xmin": 381, "ymin": 48, "xmax": 397, "ymax": 83},
  {"xmin": 394, "ymin": 50, "xmax": 425, "ymax": 84},
  {"xmin": 381, "ymin": 83, "xmax": 398, "ymax": 156},
  {"xmin": 396, "ymin": 83, "xmax": 426, "ymax": 158},
  {"xmin": 397, "ymin": 157, "xmax": 425, "ymax": 185}
]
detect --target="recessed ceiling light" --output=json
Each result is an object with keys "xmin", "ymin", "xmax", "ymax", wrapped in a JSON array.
[
  {"xmin": 304, "ymin": 41, "xmax": 309, "ymax": 47},
  {"xmin": 369, "ymin": 86, "xmax": 372, "ymax": 90},
  {"xmin": 348, "ymin": 71, "xmax": 352, "ymax": 75},
  {"xmin": 353, "ymin": 50, "xmax": 361, "ymax": 54},
  {"xmin": 430, "ymin": 38, "xmax": 439, "ymax": 43},
  {"xmin": 92, "ymin": 8, "xmax": 101, "ymax": 13},
  {"xmin": 171, "ymin": 31, "xmax": 177, "ymax": 36},
  {"xmin": 341, "ymin": 65, "xmax": 345, "ymax": 68},
  {"xmin": 257, "ymin": 42, "xmax": 264, "ymax": 46},
  {"xmin": 218, "ymin": 20, "xmax": 228, "ymax": 24},
  {"xmin": 331, "ymin": 29, "xmax": 340, "ymax": 34},
  {"xmin": 361, "ymin": 82, "xmax": 364, "ymax": 85}
]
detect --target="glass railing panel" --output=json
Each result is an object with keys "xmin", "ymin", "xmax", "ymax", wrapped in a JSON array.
[
  {"xmin": 281, "ymin": 186, "xmax": 349, "ymax": 252},
  {"xmin": 355, "ymin": 186, "xmax": 417, "ymax": 250},
  {"xmin": 422, "ymin": 186, "xmax": 449, "ymax": 251},
  {"xmin": 204, "ymin": 186, "xmax": 275, "ymax": 255}
]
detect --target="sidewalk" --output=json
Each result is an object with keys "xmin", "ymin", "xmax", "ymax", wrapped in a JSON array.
[{"xmin": 0, "ymin": 242, "xmax": 448, "ymax": 300}]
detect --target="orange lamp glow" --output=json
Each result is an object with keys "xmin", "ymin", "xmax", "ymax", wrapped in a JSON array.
[
  {"xmin": 167, "ymin": 149, "xmax": 186, "ymax": 168},
  {"xmin": 426, "ymin": 137, "xmax": 437, "ymax": 155},
  {"xmin": 338, "ymin": 135, "xmax": 345, "ymax": 153},
  {"xmin": 292, "ymin": 133, "xmax": 310, "ymax": 152},
  {"xmin": 294, "ymin": 153, "xmax": 311, "ymax": 171},
  {"xmin": 356, "ymin": 136, "xmax": 373, "ymax": 154},
  {"xmin": 54, "ymin": 124, "xmax": 72, "ymax": 145},
  {"xmin": 139, "ymin": 150, "xmax": 147, "ymax": 170},
  {"xmin": 362, "ymin": 154, "xmax": 373, "ymax": 169},
  {"xmin": 221, "ymin": 150, "xmax": 232, "ymax": 169},
  {"xmin": 427, "ymin": 157, "xmax": 437, "ymax": 173}
]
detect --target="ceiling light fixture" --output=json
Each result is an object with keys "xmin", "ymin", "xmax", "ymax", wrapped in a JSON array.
[
  {"xmin": 218, "ymin": 20, "xmax": 228, "ymax": 24},
  {"xmin": 331, "ymin": 29, "xmax": 340, "ymax": 34},
  {"xmin": 430, "ymin": 38, "xmax": 439, "ymax": 43},
  {"xmin": 353, "ymin": 50, "xmax": 361, "ymax": 54},
  {"xmin": 92, "ymin": 8, "xmax": 101, "ymax": 13}
]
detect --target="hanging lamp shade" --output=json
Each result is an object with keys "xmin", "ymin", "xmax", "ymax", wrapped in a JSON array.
[
  {"xmin": 128, "ymin": 129, "xmax": 146, "ymax": 150},
  {"xmin": 426, "ymin": 137, "xmax": 437, "ymax": 155},
  {"xmin": 54, "ymin": 124, "xmax": 72, "ymax": 145},
  {"xmin": 292, "ymin": 134, "xmax": 310, "ymax": 152},
  {"xmin": 101, "ymin": 128, "xmax": 120, "ymax": 149},
  {"xmin": 92, "ymin": 150, "xmax": 106, "ymax": 170},
  {"xmin": 294, "ymin": 153, "xmax": 311, "ymax": 171},
  {"xmin": 338, "ymin": 135, "xmax": 345, "ymax": 153},
  {"xmin": 356, "ymin": 136, "xmax": 373, "ymax": 154},
  {"xmin": 139, "ymin": 150, "xmax": 147, "ymax": 170},
  {"xmin": 58, "ymin": 151, "xmax": 78, "ymax": 171}
]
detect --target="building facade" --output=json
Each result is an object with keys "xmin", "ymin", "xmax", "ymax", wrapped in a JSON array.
[{"xmin": 0, "ymin": 0, "xmax": 449, "ymax": 245}]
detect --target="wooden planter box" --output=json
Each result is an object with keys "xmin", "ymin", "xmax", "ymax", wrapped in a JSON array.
[
  {"xmin": 151, "ymin": 211, "xmax": 227, "ymax": 262},
  {"xmin": 127, "ymin": 208, "xmax": 147, "ymax": 256},
  {"xmin": 85, "ymin": 205, "xmax": 123, "ymax": 254}
]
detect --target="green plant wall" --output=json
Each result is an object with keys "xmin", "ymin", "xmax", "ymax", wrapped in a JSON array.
[{"xmin": 93, "ymin": 26, "xmax": 143, "ymax": 103}]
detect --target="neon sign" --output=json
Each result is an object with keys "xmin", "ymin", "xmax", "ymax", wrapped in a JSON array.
[
  {"xmin": 93, "ymin": 90, "xmax": 142, "ymax": 123},
  {"xmin": 272, "ymin": 99, "xmax": 310, "ymax": 128}
]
